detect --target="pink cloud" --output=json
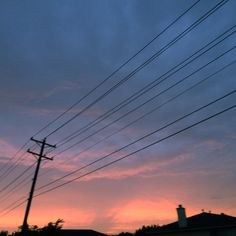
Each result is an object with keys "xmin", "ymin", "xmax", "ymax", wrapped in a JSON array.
[
  {"xmin": 44, "ymin": 141, "xmax": 131, "ymax": 173},
  {"xmin": 0, "ymin": 138, "xmax": 18, "ymax": 160},
  {"xmin": 72, "ymin": 152, "xmax": 193, "ymax": 181},
  {"xmin": 37, "ymin": 150, "xmax": 194, "ymax": 187}
]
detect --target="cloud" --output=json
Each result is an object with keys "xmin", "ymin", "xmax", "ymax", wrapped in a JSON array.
[
  {"xmin": 39, "ymin": 81, "xmax": 81, "ymax": 99},
  {"xmin": 40, "ymin": 149, "xmax": 193, "ymax": 190},
  {"xmin": 75, "ymin": 152, "xmax": 192, "ymax": 181},
  {"xmin": 102, "ymin": 197, "xmax": 182, "ymax": 233},
  {"xmin": 0, "ymin": 138, "xmax": 18, "ymax": 160},
  {"xmin": 195, "ymin": 138, "xmax": 226, "ymax": 151}
]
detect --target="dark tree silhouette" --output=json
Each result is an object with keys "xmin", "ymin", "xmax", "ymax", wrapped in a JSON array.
[
  {"xmin": 40, "ymin": 219, "xmax": 64, "ymax": 236},
  {"xmin": 12, "ymin": 219, "xmax": 64, "ymax": 236},
  {"xmin": 135, "ymin": 225, "xmax": 160, "ymax": 236},
  {"xmin": 118, "ymin": 232, "xmax": 133, "ymax": 236},
  {"xmin": 0, "ymin": 231, "xmax": 8, "ymax": 236}
]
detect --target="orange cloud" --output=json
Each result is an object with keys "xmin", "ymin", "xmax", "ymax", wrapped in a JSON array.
[{"xmin": 103, "ymin": 198, "xmax": 179, "ymax": 233}]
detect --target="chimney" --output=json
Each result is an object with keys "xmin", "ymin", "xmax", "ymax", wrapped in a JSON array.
[{"xmin": 177, "ymin": 204, "xmax": 187, "ymax": 228}]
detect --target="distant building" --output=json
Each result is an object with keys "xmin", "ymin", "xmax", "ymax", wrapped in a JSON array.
[
  {"xmin": 148, "ymin": 205, "xmax": 236, "ymax": 236},
  {"xmin": 58, "ymin": 229, "xmax": 107, "ymax": 236}
]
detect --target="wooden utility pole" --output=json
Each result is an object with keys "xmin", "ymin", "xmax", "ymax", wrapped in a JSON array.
[{"xmin": 22, "ymin": 137, "xmax": 56, "ymax": 233}]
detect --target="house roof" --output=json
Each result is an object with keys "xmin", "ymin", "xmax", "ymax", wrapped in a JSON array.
[
  {"xmin": 144, "ymin": 212, "xmax": 236, "ymax": 235},
  {"xmin": 161, "ymin": 212, "xmax": 236, "ymax": 230},
  {"xmin": 58, "ymin": 229, "xmax": 107, "ymax": 236}
]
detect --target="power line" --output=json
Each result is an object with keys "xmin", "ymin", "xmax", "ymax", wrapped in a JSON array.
[
  {"xmin": 55, "ymin": 24, "xmax": 236, "ymax": 149},
  {"xmin": 0, "ymin": 0, "xmax": 199, "ymax": 207},
  {"xmin": 44, "ymin": 0, "xmax": 228, "ymax": 138},
  {"xmin": 0, "ymin": 170, "xmax": 33, "ymax": 203},
  {"xmin": 0, "ymin": 142, "xmax": 37, "ymax": 183},
  {"xmin": 2, "ymin": 1, "xmax": 223, "ymax": 179},
  {"xmin": 0, "ymin": 144, "xmax": 38, "ymax": 191},
  {"xmin": 0, "ymin": 162, "xmax": 36, "ymax": 193},
  {"xmin": 0, "ymin": 1, "xmax": 230, "ymax": 206},
  {"xmin": 1, "ymin": 197, "xmax": 27, "ymax": 217},
  {"xmin": 36, "ymin": 90, "xmax": 235, "ymax": 192},
  {"xmin": 1, "ymin": 100, "xmax": 235, "ymax": 217},
  {"xmin": 53, "ymin": 45, "xmax": 236, "ymax": 156},
  {"xmin": 0, "ymin": 0, "xmax": 231, "ymax": 219},
  {"xmin": 6, "ymin": 58, "xmax": 235, "ymax": 200},
  {"xmin": 0, "ymin": 152, "xmax": 31, "ymax": 184},
  {"xmin": 0, "ymin": 0, "xmax": 199, "ymax": 209},
  {"xmin": 34, "ymin": 104, "xmax": 236, "ymax": 197},
  {"xmin": 0, "ymin": 0, "xmax": 233, "ymax": 222},
  {"xmin": 0, "ymin": 149, "xmax": 40, "ymax": 206},
  {"xmin": 0, "ymin": 0, "xmax": 198, "ymax": 181},
  {"xmin": 32, "ymin": 0, "xmax": 201, "ymax": 138},
  {"xmin": 50, "ymin": 60, "xmax": 236, "ymax": 168},
  {"xmin": 0, "ymin": 141, "xmax": 29, "ymax": 174},
  {"xmin": 36, "ymin": 105, "xmax": 236, "ymax": 197},
  {"xmin": 0, "ymin": 161, "xmax": 36, "ymax": 195}
]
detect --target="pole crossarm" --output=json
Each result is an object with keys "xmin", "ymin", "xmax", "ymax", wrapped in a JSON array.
[
  {"xmin": 30, "ymin": 137, "xmax": 56, "ymax": 148},
  {"xmin": 27, "ymin": 149, "xmax": 53, "ymax": 160}
]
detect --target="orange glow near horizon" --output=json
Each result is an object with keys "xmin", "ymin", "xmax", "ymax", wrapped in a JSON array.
[
  {"xmin": 1, "ymin": 137, "xmax": 236, "ymax": 234},
  {"xmin": 2, "ymin": 193, "xmax": 236, "ymax": 234}
]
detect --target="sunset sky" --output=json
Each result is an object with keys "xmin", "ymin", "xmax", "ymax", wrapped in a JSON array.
[{"xmin": 0, "ymin": 0, "xmax": 236, "ymax": 234}]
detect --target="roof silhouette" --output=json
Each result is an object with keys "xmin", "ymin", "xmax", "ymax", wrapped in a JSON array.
[
  {"xmin": 140, "ymin": 212, "xmax": 236, "ymax": 235},
  {"xmin": 58, "ymin": 229, "xmax": 107, "ymax": 236},
  {"xmin": 161, "ymin": 212, "xmax": 236, "ymax": 230}
]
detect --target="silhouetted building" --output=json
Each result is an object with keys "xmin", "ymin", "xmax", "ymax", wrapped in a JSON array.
[{"xmin": 148, "ymin": 205, "xmax": 236, "ymax": 236}]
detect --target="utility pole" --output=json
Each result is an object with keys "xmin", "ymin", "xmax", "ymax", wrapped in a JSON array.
[{"xmin": 22, "ymin": 137, "xmax": 56, "ymax": 233}]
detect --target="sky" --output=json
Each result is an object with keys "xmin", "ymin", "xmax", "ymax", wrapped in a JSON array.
[{"xmin": 0, "ymin": 0, "xmax": 236, "ymax": 234}]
